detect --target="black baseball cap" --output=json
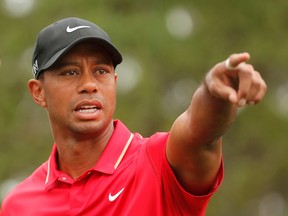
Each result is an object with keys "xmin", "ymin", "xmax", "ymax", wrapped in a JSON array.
[{"xmin": 32, "ymin": 17, "xmax": 122, "ymax": 79}]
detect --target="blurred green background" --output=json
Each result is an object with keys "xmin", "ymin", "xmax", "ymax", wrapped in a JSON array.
[{"xmin": 0, "ymin": 0, "xmax": 287, "ymax": 215}]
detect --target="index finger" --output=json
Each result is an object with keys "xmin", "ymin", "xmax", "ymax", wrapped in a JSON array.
[{"xmin": 228, "ymin": 52, "xmax": 250, "ymax": 68}]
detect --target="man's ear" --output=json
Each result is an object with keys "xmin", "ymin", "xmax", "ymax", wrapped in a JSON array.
[
  {"xmin": 28, "ymin": 79, "xmax": 47, "ymax": 108},
  {"xmin": 114, "ymin": 73, "xmax": 118, "ymax": 83}
]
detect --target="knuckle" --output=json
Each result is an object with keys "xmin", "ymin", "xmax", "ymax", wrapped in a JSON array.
[
  {"xmin": 247, "ymin": 64, "xmax": 254, "ymax": 70},
  {"xmin": 262, "ymin": 80, "xmax": 267, "ymax": 92},
  {"xmin": 252, "ymin": 78, "xmax": 261, "ymax": 88},
  {"xmin": 209, "ymin": 80, "xmax": 218, "ymax": 92},
  {"xmin": 240, "ymin": 70, "xmax": 253, "ymax": 79},
  {"xmin": 237, "ymin": 64, "xmax": 252, "ymax": 73}
]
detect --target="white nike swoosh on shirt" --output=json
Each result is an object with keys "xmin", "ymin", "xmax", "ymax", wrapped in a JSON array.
[
  {"xmin": 108, "ymin": 187, "xmax": 125, "ymax": 202},
  {"xmin": 66, "ymin": 25, "xmax": 91, "ymax": 33}
]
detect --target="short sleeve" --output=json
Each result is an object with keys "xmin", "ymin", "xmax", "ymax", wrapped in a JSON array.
[{"xmin": 146, "ymin": 132, "xmax": 224, "ymax": 216}]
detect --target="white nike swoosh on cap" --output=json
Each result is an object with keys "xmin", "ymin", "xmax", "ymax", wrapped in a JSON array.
[
  {"xmin": 108, "ymin": 187, "xmax": 125, "ymax": 202},
  {"xmin": 66, "ymin": 25, "xmax": 91, "ymax": 33}
]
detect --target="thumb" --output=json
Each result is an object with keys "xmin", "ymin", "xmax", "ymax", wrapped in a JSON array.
[{"xmin": 212, "ymin": 83, "xmax": 238, "ymax": 104}]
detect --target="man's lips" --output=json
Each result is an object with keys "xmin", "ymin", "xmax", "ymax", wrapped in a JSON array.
[
  {"xmin": 75, "ymin": 100, "xmax": 103, "ymax": 113},
  {"xmin": 77, "ymin": 105, "xmax": 98, "ymax": 113}
]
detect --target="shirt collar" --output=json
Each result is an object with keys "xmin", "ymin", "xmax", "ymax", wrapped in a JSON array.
[
  {"xmin": 44, "ymin": 120, "xmax": 133, "ymax": 189},
  {"xmin": 93, "ymin": 120, "xmax": 133, "ymax": 174},
  {"xmin": 44, "ymin": 145, "xmax": 61, "ymax": 189}
]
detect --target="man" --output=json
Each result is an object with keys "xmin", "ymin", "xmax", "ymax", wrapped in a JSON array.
[{"xmin": 1, "ymin": 17, "xmax": 266, "ymax": 215}]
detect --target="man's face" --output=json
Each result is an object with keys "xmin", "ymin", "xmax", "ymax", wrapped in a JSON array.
[{"xmin": 36, "ymin": 41, "xmax": 118, "ymax": 138}]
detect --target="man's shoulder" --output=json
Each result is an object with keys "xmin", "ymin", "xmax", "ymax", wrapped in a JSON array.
[
  {"xmin": 144, "ymin": 132, "xmax": 170, "ymax": 149},
  {"xmin": 1, "ymin": 162, "xmax": 48, "ymax": 209}
]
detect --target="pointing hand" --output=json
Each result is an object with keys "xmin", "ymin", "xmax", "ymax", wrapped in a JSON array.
[{"xmin": 205, "ymin": 52, "xmax": 267, "ymax": 107}]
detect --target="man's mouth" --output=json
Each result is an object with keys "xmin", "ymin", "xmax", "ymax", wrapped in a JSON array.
[
  {"xmin": 76, "ymin": 105, "xmax": 99, "ymax": 113},
  {"xmin": 75, "ymin": 100, "xmax": 103, "ymax": 115}
]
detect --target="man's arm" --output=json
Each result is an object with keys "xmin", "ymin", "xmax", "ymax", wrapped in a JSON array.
[{"xmin": 166, "ymin": 53, "xmax": 267, "ymax": 195}]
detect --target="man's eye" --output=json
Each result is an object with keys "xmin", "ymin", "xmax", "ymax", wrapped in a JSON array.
[
  {"xmin": 96, "ymin": 69, "xmax": 108, "ymax": 75},
  {"xmin": 64, "ymin": 70, "xmax": 78, "ymax": 76}
]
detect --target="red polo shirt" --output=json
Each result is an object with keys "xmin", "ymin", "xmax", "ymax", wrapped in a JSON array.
[{"xmin": 1, "ymin": 120, "xmax": 223, "ymax": 216}]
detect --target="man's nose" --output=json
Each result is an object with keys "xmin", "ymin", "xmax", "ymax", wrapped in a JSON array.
[{"xmin": 77, "ymin": 72, "xmax": 98, "ymax": 94}]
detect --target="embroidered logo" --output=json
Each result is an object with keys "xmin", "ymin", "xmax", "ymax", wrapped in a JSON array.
[
  {"xmin": 32, "ymin": 60, "xmax": 38, "ymax": 75},
  {"xmin": 108, "ymin": 187, "xmax": 125, "ymax": 202},
  {"xmin": 66, "ymin": 25, "xmax": 91, "ymax": 33}
]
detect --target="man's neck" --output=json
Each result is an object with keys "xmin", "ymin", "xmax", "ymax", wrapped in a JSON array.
[{"xmin": 55, "ymin": 122, "xmax": 114, "ymax": 180}]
